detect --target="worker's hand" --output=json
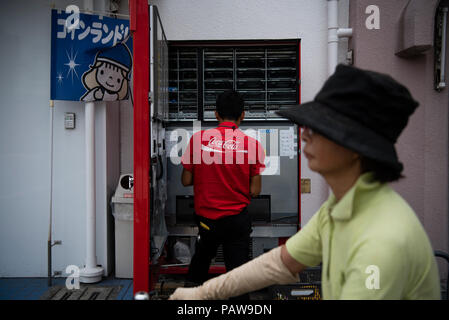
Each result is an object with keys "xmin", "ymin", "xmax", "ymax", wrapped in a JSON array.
[
  {"xmin": 169, "ymin": 287, "xmax": 204, "ymax": 300},
  {"xmin": 250, "ymin": 175, "xmax": 261, "ymax": 197}
]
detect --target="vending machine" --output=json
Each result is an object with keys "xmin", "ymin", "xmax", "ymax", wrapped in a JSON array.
[{"xmin": 130, "ymin": 0, "xmax": 302, "ymax": 294}]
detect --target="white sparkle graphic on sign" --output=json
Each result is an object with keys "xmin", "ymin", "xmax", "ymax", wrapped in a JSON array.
[
  {"xmin": 64, "ymin": 48, "xmax": 80, "ymax": 84},
  {"xmin": 56, "ymin": 73, "xmax": 64, "ymax": 85}
]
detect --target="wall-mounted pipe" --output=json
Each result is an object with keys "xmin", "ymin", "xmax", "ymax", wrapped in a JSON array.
[
  {"xmin": 337, "ymin": 28, "xmax": 353, "ymax": 38},
  {"xmin": 79, "ymin": 0, "xmax": 104, "ymax": 284},
  {"xmin": 47, "ymin": 100, "xmax": 54, "ymax": 286},
  {"xmin": 438, "ymin": 7, "xmax": 448, "ymax": 90},
  {"xmin": 328, "ymin": 0, "xmax": 339, "ymax": 76},
  {"xmin": 328, "ymin": 0, "xmax": 353, "ymax": 76}
]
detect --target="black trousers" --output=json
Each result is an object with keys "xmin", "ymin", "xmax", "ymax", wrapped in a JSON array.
[{"xmin": 187, "ymin": 208, "xmax": 252, "ymax": 299}]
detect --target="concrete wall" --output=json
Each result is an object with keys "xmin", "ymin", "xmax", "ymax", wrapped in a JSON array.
[
  {"xmin": 349, "ymin": 0, "xmax": 449, "ymax": 256},
  {"xmin": 0, "ymin": 0, "xmax": 120, "ymax": 277}
]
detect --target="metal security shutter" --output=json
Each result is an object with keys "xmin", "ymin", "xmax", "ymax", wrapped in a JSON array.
[
  {"xmin": 168, "ymin": 40, "xmax": 300, "ymax": 121},
  {"xmin": 168, "ymin": 48, "xmax": 199, "ymax": 120}
]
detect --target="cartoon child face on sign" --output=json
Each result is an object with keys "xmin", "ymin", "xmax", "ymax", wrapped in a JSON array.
[
  {"xmin": 81, "ymin": 43, "xmax": 132, "ymax": 101},
  {"xmin": 97, "ymin": 63, "xmax": 125, "ymax": 93}
]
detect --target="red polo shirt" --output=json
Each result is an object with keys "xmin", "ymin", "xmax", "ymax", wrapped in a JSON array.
[{"xmin": 181, "ymin": 122, "xmax": 266, "ymax": 220}]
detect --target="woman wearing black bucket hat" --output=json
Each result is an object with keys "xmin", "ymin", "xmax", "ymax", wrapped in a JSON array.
[{"xmin": 170, "ymin": 64, "xmax": 441, "ymax": 300}]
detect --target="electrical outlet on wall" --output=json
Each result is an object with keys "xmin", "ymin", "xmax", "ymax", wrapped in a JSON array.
[{"xmin": 64, "ymin": 113, "xmax": 75, "ymax": 129}]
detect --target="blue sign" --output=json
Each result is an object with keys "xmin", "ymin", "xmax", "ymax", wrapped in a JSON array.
[{"xmin": 50, "ymin": 9, "xmax": 133, "ymax": 101}]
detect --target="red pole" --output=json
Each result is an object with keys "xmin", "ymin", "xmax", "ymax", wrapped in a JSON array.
[
  {"xmin": 297, "ymin": 40, "xmax": 302, "ymax": 231},
  {"xmin": 130, "ymin": 0, "xmax": 150, "ymax": 295}
]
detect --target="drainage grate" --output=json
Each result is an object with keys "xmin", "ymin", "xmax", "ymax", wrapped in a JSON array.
[{"xmin": 40, "ymin": 285, "xmax": 122, "ymax": 300}]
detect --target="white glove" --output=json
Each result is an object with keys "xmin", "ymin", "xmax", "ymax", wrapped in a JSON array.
[{"xmin": 169, "ymin": 246, "xmax": 298, "ymax": 300}]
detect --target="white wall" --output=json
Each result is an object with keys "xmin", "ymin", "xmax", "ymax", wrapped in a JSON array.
[
  {"xmin": 120, "ymin": 0, "xmax": 349, "ymax": 225},
  {"xmin": 0, "ymin": 0, "xmax": 120, "ymax": 277}
]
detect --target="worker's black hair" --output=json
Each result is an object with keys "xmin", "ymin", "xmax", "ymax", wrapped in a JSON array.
[
  {"xmin": 360, "ymin": 156, "xmax": 404, "ymax": 183},
  {"xmin": 216, "ymin": 90, "xmax": 244, "ymax": 121}
]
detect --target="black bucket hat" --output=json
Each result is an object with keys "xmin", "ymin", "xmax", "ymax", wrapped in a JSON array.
[{"xmin": 277, "ymin": 64, "xmax": 419, "ymax": 172}]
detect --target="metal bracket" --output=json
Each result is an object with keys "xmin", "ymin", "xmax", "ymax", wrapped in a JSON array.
[
  {"xmin": 52, "ymin": 240, "xmax": 62, "ymax": 247},
  {"xmin": 346, "ymin": 49, "xmax": 354, "ymax": 66}
]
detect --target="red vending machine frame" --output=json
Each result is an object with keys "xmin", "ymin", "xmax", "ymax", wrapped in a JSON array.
[
  {"xmin": 130, "ymin": 0, "xmax": 151, "ymax": 294},
  {"xmin": 130, "ymin": 0, "xmax": 302, "ymax": 294}
]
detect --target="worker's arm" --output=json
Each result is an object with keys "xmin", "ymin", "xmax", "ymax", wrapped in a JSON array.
[
  {"xmin": 250, "ymin": 175, "xmax": 261, "ymax": 197},
  {"xmin": 181, "ymin": 168, "xmax": 193, "ymax": 186},
  {"xmin": 169, "ymin": 245, "xmax": 302, "ymax": 300}
]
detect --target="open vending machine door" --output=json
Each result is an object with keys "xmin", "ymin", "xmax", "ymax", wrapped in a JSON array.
[{"xmin": 130, "ymin": 0, "xmax": 169, "ymax": 294}]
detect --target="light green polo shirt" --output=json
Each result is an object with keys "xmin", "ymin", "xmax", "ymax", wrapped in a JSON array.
[{"xmin": 286, "ymin": 172, "xmax": 441, "ymax": 300}]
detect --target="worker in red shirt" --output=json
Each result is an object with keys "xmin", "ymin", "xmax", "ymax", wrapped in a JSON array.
[{"xmin": 181, "ymin": 90, "xmax": 265, "ymax": 296}]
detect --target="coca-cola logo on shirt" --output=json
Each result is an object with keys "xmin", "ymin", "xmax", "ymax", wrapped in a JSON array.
[{"xmin": 207, "ymin": 137, "xmax": 240, "ymax": 151}]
